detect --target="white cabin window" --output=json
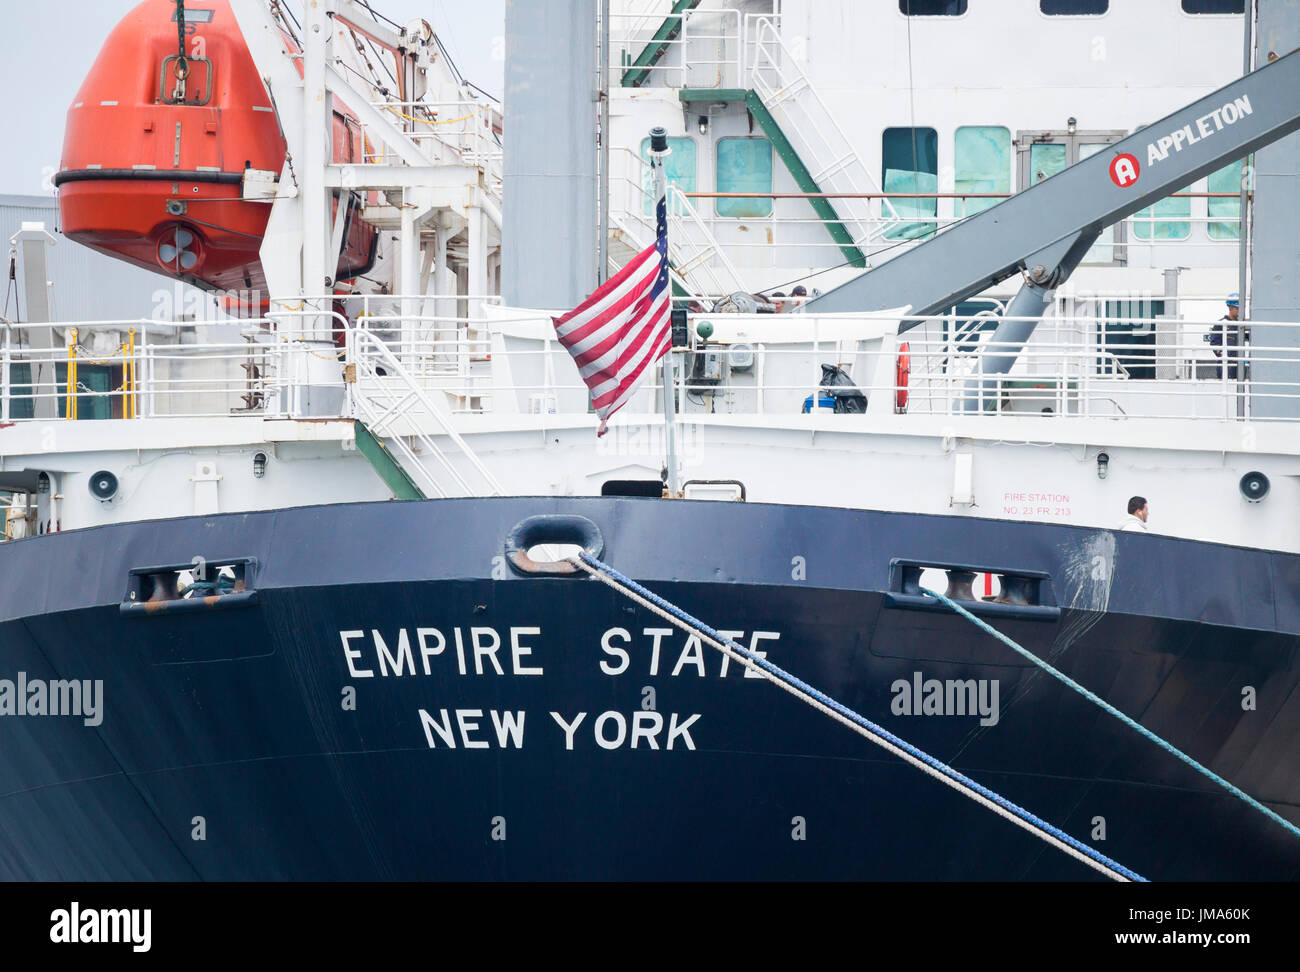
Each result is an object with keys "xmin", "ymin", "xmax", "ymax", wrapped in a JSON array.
[
  {"xmin": 1018, "ymin": 133, "xmax": 1128, "ymax": 265},
  {"xmin": 641, "ymin": 136, "xmax": 697, "ymax": 217},
  {"xmin": 1039, "ymin": 0, "xmax": 1108, "ymax": 14},
  {"xmin": 1133, "ymin": 188, "xmax": 1192, "ymax": 241},
  {"xmin": 1028, "ymin": 143, "xmax": 1066, "ymax": 184},
  {"xmin": 1208, "ymin": 160, "xmax": 1245, "ymax": 240},
  {"xmin": 899, "ymin": 0, "xmax": 967, "ymax": 14},
  {"xmin": 715, "ymin": 137, "xmax": 773, "ymax": 218},
  {"xmin": 1181, "ymin": 0, "xmax": 1245, "ymax": 13},
  {"xmin": 882, "ymin": 127, "xmax": 938, "ymax": 239},
  {"xmin": 954, "ymin": 126, "xmax": 1010, "ymax": 217}
]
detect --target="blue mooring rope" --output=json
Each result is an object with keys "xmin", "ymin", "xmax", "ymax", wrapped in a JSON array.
[
  {"xmin": 923, "ymin": 587, "xmax": 1300, "ymax": 844},
  {"xmin": 577, "ymin": 551, "xmax": 1146, "ymax": 882}
]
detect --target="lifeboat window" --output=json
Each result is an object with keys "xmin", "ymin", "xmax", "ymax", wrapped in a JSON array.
[
  {"xmin": 159, "ymin": 55, "xmax": 212, "ymax": 106},
  {"xmin": 172, "ymin": 8, "xmax": 214, "ymax": 23}
]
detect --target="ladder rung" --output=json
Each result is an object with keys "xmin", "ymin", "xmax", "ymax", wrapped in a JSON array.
[
  {"xmin": 763, "ymin": 77, "xmax": 809, "ymax": 108},
  {"xmin": 811, "ymin": 153, "xmax": 857, "ymax": 183},
  {"xmin": 676, "ymin": 253, "xmax": 713, "ymax": 275}
]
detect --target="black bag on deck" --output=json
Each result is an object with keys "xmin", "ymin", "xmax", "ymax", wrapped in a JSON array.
[{"xmin": 820, "ymin": 364, "xmax": 868, "ymax": 414}]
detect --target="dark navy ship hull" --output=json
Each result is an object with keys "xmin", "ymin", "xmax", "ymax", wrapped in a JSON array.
[{"xmin": 0, "ymin": 496, "xmax": 1297, "ymax": 880}]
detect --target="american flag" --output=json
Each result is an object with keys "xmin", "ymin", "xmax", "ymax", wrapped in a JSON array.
[{"xmin": 552, "ymin": 196, "xmax": 671, "ymax": 437}]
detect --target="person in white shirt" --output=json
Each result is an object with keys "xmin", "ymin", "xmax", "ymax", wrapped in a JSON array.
[{"xmin": 1120, "ymin": 495, "xmax": 1149, "ymax": 532}]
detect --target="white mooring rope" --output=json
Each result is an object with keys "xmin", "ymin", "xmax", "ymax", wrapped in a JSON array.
[{"xmin": 569, "ymin": 553, "xmax": 1144, "ymax": 882}]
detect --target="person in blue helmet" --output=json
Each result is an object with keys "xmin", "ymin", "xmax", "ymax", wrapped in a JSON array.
[{"xmin": 1209, "ymin": 293, "xmax": 1246, "ymax": 380}]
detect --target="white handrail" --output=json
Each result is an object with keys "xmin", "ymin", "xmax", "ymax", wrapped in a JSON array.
[
  {"xmin": 746, "ymin": 16, "xmax": 900, "ymax": 235},
  {"xmin": 611, "ymin": 147, "xmax": 746, "ymax": 295},
  {"xmin": 346, "ymin": 327, "xmax": 504, "ymax": 498},
  {"xmin": 1, "ymin": 310, "xmax": 1294, "ymax": 426}
]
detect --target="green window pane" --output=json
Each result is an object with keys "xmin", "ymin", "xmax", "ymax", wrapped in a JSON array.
[
  {"xmin": 641, "ymin": 137, "xmax": 697, "ymax": 217},
  {"xmin": 1100, "ymin": 300, "xmax": 1164, "ymax": 380},
  {"xmin": 55, "ymin": 363, "xmax": 113, "ymax": 420},
  {"xmin": 954, "ymin": 126, "xmax": 1009, "ymax": 217},
  {"xmin": 715, "ymin": 138, "xmax": 773, "ymax": 218},
  {"xmin": 1133, "ymin": 189, "xmax": 1191, "ymax": 240},
  {"xmin": 1028, "ymin": 143, "xmax": 1067, "ymax": 184},
  {"xmin": 882, "ymin": 127, "xmax": 938, "ymax": 239},
  {"xmin": 5, "ymin": 363, "xmax": 32, "ymax": 419},
  {"xmin": 1208, "ymin": 160, "xmax": 1243, "ymax": 240}
]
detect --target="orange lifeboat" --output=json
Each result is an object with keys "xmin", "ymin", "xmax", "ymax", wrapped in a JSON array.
[{"xmin": 56, "ymin": 0, "xmax": 377, "ymax": 303}]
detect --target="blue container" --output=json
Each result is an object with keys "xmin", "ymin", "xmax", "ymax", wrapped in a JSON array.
[{"xmin": 802, "ymin": 395, "xmax": 837, "ymax": 413}]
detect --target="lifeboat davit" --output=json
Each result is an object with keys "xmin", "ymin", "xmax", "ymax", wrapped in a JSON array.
[{"xmin": 56, "ymin": 0, "xmax": 377, "ymax": 302}]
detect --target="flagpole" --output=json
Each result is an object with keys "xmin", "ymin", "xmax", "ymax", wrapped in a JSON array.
[{"xmin": 648, "ymin": 127, "xmax": 680, "ymax": 497}]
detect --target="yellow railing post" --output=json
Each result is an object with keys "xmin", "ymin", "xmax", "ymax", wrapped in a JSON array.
[
  {"xmin": 66, "ymin": 327, "xmax": 78, "ymax": 420},
  {"xmin": 126, "ymin": 327, "xmax": 137, "ymax": 419}
]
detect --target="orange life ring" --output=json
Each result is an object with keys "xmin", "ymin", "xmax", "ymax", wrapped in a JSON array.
[{"xmin": 895, "ymin": 341, "xmax": 910, "ymax": 412}]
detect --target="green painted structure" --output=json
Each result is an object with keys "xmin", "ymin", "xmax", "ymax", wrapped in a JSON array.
[
  {"xmin": 353, "ymin": 420, "xmax": 425, "ymax": 500},
  {"xmin": 620, "ymin": 0, "xmax": 703, "ymax": 88},
  {"xmin": 743, "ymin": 92, "xmax": 867, "ymax": 268},
  {"xmin": 673, "ymin": 88, "xmax": 868, "ymax": 267}
]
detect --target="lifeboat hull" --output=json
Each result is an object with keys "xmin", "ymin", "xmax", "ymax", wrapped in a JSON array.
[{"xmin": 56, "ymin": 0, "xmax": 377, "ymax": 303}]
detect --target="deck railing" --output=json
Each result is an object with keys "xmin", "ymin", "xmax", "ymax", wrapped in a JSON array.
[
  {"xmin": 1, "ymin": 306, "xmax": 1292, "ymax": 425},
  {"xmin": 610, "ymin": 6, "xmax": 745, "ymax": 89}
]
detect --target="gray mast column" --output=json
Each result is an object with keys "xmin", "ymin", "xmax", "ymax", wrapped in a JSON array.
[
  {"xmin": 503, "ymin": 0, "xmax": 599, "ymax": 309},
  {"xmin": 1248, "ymin": 2, "xmax": 1300, "ymax": 419},
  {"xmin": 13, "ymin": 224, "xmax": 58, "ymax": 419}
]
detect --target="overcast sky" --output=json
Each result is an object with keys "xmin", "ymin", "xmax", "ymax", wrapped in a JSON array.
[{"xmin": 2, "ymin": 0, "xmax": 504, "ymax": 197}]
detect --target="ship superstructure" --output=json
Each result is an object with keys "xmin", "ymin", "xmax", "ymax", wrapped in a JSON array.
[{"xmin": 0, "ymin": 0, "xmax": 1297, "ymax": 881}]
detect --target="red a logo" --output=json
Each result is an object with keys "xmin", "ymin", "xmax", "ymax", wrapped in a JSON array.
[{"xmin": 1109, "ymin": 153, "xmax": 1140, "ymax": 188}]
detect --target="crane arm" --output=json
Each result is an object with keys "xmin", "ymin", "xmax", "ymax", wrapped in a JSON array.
[{"xmin": 806, "ymin": 47, "xmax": 1300, "ymax": 323}]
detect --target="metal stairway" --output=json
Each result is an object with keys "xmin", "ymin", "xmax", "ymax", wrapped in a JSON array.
[
  {"xmin": 610, "ymin": 178, "xmax": 745, "ymax": 300},
  {"xmin": 346, "ymin": 328, "xmax": 504, "ymax": 500},
  {"xmin": 620, "ymin": 0, "xmax": 704, "ymax": 88},
  {"xmin": 745, "ymin": 17, "xmax": 899, "ymax": 266}
]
